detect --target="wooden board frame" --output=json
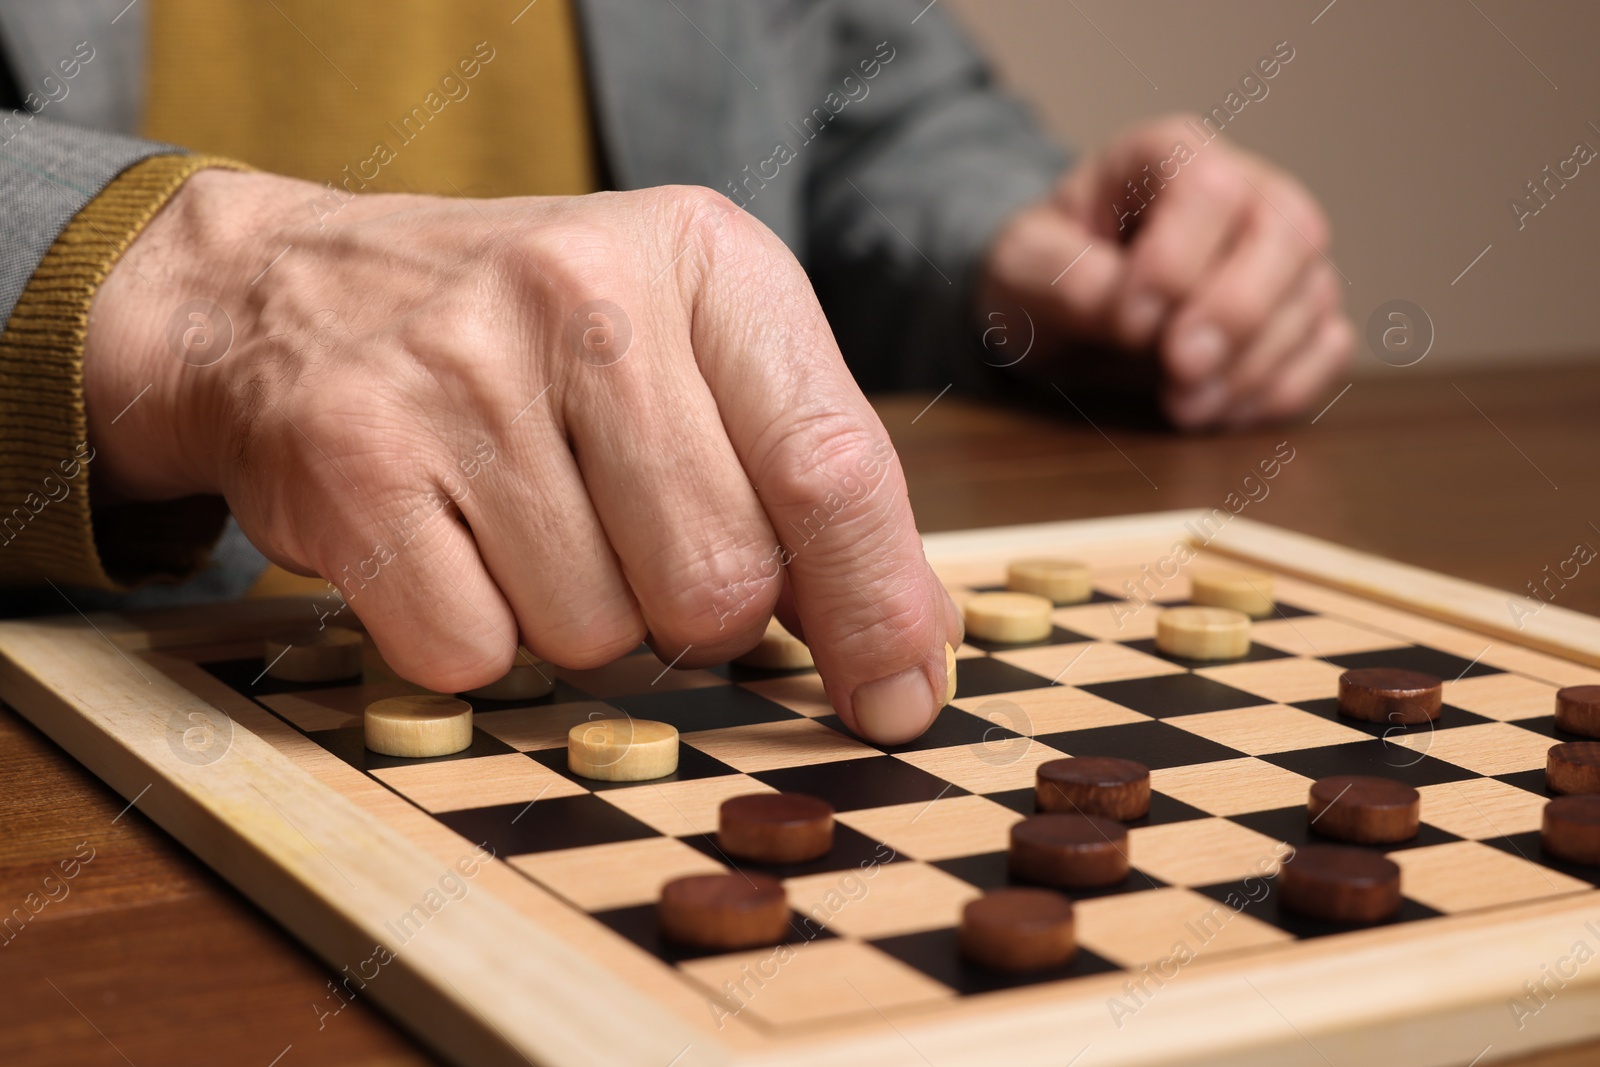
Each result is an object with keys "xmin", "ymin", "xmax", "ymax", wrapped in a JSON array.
[{"xmin": 4, "ymin": 511, "xmax": 1600, "ymax": 1067}]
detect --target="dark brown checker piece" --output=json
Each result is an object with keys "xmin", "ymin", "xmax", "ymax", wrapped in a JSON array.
[
  {"xmin": 1556, "ymin": 686, "xmax": 1600, "ymax": 739},
  {"xmin": 1279, "ymin": 845, "xmax": 1402, "ymax": 924},
  {"xmin": 1308, "ymin": 775, "xmax": 1420, "ymax": 844},
  {"xmin": 1035, "ymin": 756, "xmax": 1150, "ymax": 820},
  {"xmin": 1542, "ymin": 796, "xmax": 1600, "ymax": 865},
  {"xmin": 658, "ymin": 873, "xmax": 788, "ymax": 951},
  {"xmin": 718, "ymin": 792, "xmax": 834, "ymax": 864},
  {"xmin": 1547, "ymin": 742, "xmax": 1600, "ymax": 795},
  {"xmin": 958, "ymin": 888, "xmax": 1076, "ymax": 972},
  {"xmin": 1009, "ymin": 814, "xmax": 1129, "ymax": 888},
  {"xmin": 1337, "ymin": 668, "xmax": 1442, "ymax": 724}
]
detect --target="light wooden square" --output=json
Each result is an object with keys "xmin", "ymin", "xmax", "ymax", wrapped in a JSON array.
[
  {"xmin": 508, "ymin": 836, "xmax": 726, "ymax": 911},
  {"xmin": 1092, "ymin": 563, "xmax": 1191, "ymax": 604},
  {"xmin": 260, "ymin": 679, "xmax": 426, "ymax": 732},
  {"xmin": 1441, "ymin": 673, "xmax": 1561, "ymax": 722},
  {"xmin": 1386, "ymin": 722, "xmax": 1555, "ymax": 776},
  {"xmin": 1311, "ymin": 605, "xmax": 1494, "ymax": 663},
  {"xmin": 1416, "ymin": 778, "xmax": 1549, "ymax": 840},
  {"xmin": 933, "ymin": 560, "xmax": 1007, "ymax": 590},
  {"xmin": 1149, "ymin": 758, "xmax": 1315, "ymax": 816},
  {"xmin": 682, "ymin": 719, "xmax": 877, "ymax": 773},
  {"xmin": 370, "ymin": 753, "xmax": 587, "ymax": 813},
  {"xmin": 1196, "ymin": 657, "xmax": 1347, "ymax": 704},
  {"xmin": 951, "ymin": 684, "xmax": 1148, "ymax": 736},
  {"xmin": 679, "ymin": 939, "xmax": 953, "ymax": 1029},
  {"xmin": 1165, "ymin": 704, "xmax": 1370, "ymax": 756},
  {"xmin": 1128, "ymin": 818, "xmax": 1288, "ymax": 887},
  {"xmin": 473, "ymin": 701, "xmax": 619, "ymax": 751},
  {"xmin": 1076, "ymin": 886, "xmax": 1292, "ymax": 968},
  {"xmin": 1049, "ymin": 602, "xmax": 1162, "ymax": 642},
  {"xmin": 836, "ymin": 795, "xmax": 1023, "ymax": 862},
  {"xmin": 893, "ymin": 737, "xmax": 1069, "ymax": 794},
  {"xmin": 1248, "ymin": 616, "xmax": 1408, "ymax": 658},
  {"xmin": 555, "ymin": 654, "xmax": 724, "ymax": 698},
  {"xmin": 740, "ymin": 674, "xmax": 833, "ymax": 717},
  {"xmin": 1391, "ymin": 841, "xmax": 1590, "ymax": 913},
  {"xmin": 1267, "ymin": 574, "xmax": 1371, "ymax": 616},
  {"xmin": 785, "ymin": 861, "xmax": 978, "ymax": 939},
  {"xmin": 1478, "ymin": 646, "xmax": 1600, "ymax": 688},
  {"xmin": 993, "ymin": 642, "xmax": 1183, "ymax": 686},
  {"xmin": 598, "ymin": 775, "xmax": 774, "ymax": 837}
]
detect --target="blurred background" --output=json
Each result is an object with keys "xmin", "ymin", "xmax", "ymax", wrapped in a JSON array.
[{"xmin": 947, "ymin": 0, "xmax": 1600, "ymax": 374}]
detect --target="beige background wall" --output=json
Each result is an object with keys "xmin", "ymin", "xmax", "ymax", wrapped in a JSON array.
[{"xmin": 946, "ymin": 0, "xmax": 1600, "ymax": 372}]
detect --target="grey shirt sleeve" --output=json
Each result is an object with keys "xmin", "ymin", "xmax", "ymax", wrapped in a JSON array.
[
  {"xmin": 0, "ymin": 116, "xmax": 177, "ymax": 328},
  {"xmin": 799, "ymin": 1, "xmax": 1070, "ymax": 393}
]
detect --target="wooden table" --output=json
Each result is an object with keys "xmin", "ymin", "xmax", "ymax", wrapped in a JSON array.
[{"xmin": 4, "ymin": 363, "xmax": 1599, "ymax": 1067}]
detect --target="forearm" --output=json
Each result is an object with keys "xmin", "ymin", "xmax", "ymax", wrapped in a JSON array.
[
  {"xmin": 809, "ymin": 87, "xmax": 1068, "ymax": 393},
  {"xmin": 799, "ymin": 1, "xmax": 1069, "ymax": 392}
]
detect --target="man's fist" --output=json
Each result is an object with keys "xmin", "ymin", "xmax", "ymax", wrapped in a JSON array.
[
  {"xmin": 84, "ymin": 171, "xmax": 958, "ymax": 744},
  {"xmin": 980, "ymin": 114, "xmax": 1354, "ymax": 428}
]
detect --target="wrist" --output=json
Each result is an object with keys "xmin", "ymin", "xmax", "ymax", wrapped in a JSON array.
[{"xmin": 83, "ymin": 165, "xmax": 301, "ymax": 502}]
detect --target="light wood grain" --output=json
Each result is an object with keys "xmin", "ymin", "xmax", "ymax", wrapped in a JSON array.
[
  {"xmin": 8, "ymin": 512, "xmax": 1600, "ymax": 1066},
  {"xmin": 14, "ymin": 372, "xmax": 1600, "ymax": 1067}
]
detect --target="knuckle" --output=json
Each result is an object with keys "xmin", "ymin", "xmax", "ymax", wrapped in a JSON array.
[
  {"xmin": 1188, "ymin": 156, "xmax": 1249, "ymax": 210},
  {"xmin": 674, "ymin": 186, "xmax": 786, "ymax": 267},
  {"xmin": 630, "ymin": 184, "xmax": 789, "ymax": 295},
  {"xmin": 1135, "ymin": 237, "xmax": 1193, "ymax": 293},
  {"xmin": 647, "ymin": 545, "xmax": 781, "ymax": 648},
  {"xmin": 526, "ymin": 597, "xmax": 647, "ymax": 669},
  {"xmin": 824, "ymin": 564, "xmax": 941, "ymax": 661},
  {"xmin": 660, "ymin": 183, "xmax": 741, "ymax": 220},
  {"xmin": 519, "ymin": 222, "xmax": 625, "ymax": 297},
  {"xmin": 758, "ymin": 415, "xmax": 894, "ymax": 516},
  {"xmin": 1205, "ymin": 286, "xmax": 1271, "ymax": 340}
]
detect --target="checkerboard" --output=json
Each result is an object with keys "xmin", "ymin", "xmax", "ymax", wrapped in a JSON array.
[{"xmin": 7, "ymin": 514, "xmax": 1600, "ymax": 1066}]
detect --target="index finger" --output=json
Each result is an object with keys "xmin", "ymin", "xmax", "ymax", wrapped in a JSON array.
[{"xmin": 667, "ymin": 191, "xmax": 950, "ymax": 745}]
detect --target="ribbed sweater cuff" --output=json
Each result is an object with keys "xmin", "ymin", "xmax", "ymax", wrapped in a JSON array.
[{"xmin": 0, "ymin": 153, "xmax": 248, "ymax": 590}]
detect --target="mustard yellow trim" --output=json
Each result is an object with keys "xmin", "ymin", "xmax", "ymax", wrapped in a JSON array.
[{"xmin": 0, "ymin": 153, "xmax": 249, "ymax": 589}]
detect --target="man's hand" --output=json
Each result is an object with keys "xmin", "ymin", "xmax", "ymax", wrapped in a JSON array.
[
  {"xmin": 84, "ymin": 170, "xmax": 959, "ymax": 744},
  {"xmin": 980, "ymin": 114, "xmax": 1354, "ymax": 428}
]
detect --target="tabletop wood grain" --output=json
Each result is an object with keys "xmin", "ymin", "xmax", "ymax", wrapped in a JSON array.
[{"xmin": 3, "ymin": 363, "xmax": 1598, "ymax": 1067}]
